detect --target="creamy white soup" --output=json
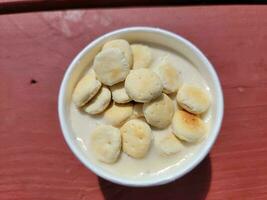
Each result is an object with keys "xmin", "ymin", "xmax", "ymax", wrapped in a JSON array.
[{"xmin": 69, "ymin": 44, "xmax": 212, "ymax": 180}]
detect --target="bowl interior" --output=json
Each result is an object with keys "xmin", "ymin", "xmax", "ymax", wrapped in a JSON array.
[{"xmin": 58, "ymin": 27, "xmax": 223, "ymax": 186}]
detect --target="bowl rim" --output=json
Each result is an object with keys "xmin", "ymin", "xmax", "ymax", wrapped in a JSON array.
[{"xmin": 58, "ymin": 26, "xmax": 224, "ymax": 187}]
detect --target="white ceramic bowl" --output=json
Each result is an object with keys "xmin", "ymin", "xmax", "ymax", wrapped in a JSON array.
[{"xmin": 58, "ymin": 27, "xmax": 224, "ymax": 187}]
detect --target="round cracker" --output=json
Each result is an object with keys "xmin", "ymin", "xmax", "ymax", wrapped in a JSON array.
[
  {"xmin": 131, "ymin": 44, "xmax": 152, "ymax": 69},
  {"xmin": 103, "ymin": 39, "xmax": 133, "ymax": 67},
  {"xmin": 93, "ymin": 48, "xmax": 130, "ymax": 86},
  {"xmin": 143, "ymin": 94, "xmax": 174, "ymax": 128},
  {"xmin": 84, "ymin": 86, "xmax": 111, "ymax": 114},
  {"xmin": 90, "ymin": 125, "xmax": 121, "ymax": 163},
  {"xmin": 104, "ymin": 102, "xmax": 133, "ymax": 126},
  {"xmin": 125, "ymin": 68, "xmax": 163, "ymax": 103},
  {"xmin": 155, "ymin": 57, "xmax": 181, "ymax": 94},
  {"xmin": 155, "ymin": 133, "xmax": 183, "ymax": 156},
  {"xmin": 72, "ymin": 70, "xmax": 101, "ymax": 107},
  {"xmin": 172, "ymin": 110, "xmax": 206, "ymax": 143},
  {"xmin": 110, "ymin": 82, "xmax": 131, "ymax": 103},
  {"xmin": 121, "ymin": 119, "xmax": 152, "ymax": 158},
  {"xmin": 177, "ymin": 84, "xmax": 210, "ymax": 114}
]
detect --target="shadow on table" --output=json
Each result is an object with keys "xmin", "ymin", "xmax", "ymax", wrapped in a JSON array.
[{"xmin": 99, "ymin": 155, "xmax": 211, "ymax": 200}]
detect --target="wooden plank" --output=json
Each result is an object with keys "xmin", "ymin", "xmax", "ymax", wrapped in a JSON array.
[
  {"xmin": 1, "ymin": 5, "xmax": 267, "ymax": 200},
  {"xmin": 0, "ymin": 0, "xmax": 203, "ymax": 14},
  {"xmin": 0, "ymin": 0, "xmax": 266, "ymax": 15}
]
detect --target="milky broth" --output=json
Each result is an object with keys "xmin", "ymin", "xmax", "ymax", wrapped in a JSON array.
[{"xmin": 69, "ymin": 45, "xmax": 213, "ymax": 180}]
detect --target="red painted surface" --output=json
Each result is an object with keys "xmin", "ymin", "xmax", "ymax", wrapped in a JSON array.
[{"xmin": 1, "ymin": 5, "xmax": 267, "ymax": 200}]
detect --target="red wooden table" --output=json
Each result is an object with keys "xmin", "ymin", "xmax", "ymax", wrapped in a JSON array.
[{"xmin": 1, "ymin": 5, "xmax": 267, "ymax": 200}]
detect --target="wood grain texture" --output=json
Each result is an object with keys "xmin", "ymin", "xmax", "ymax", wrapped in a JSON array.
[
  {"xmin": 1, "ymin": 0, "xmax": 265, "ymax": 15},
  {"xmin": 1, "ymin": 5, "xmax": 267, "ymax": 200},
  {"xmin": 0, "ymin": 0, "xmax": 208, "ymax": 15}
]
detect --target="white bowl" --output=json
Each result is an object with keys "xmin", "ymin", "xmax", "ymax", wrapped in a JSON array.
[{"xmin": 58, "ymin": 27, "xmax": 224, "ymax": 187}]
